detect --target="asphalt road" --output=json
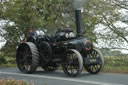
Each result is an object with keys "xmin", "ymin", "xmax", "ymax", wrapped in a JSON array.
[{"xmin": 0, "ymin": 67, "xmax": 128, "ymax": 85}]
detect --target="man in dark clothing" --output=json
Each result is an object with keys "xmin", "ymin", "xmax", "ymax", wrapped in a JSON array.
[
  {"xmin": 28, "ymin": 29, "xmax": 35, "ymax": 37},
  {"xmin": 24, "ymin": 29, "xmax": 35, "ymax": 42},
  {"xmin": 33, "ymin": 29, "xmax": 38, "ymax": 38}
]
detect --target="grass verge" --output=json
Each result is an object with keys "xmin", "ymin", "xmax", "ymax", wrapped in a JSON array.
[
  {"xmin": 0, "ymin": 63, "xmax": 17, "ymax": 67},
  {"xmin": 103, "ymin": 65, "xmax": 128, "ymax": 74}
]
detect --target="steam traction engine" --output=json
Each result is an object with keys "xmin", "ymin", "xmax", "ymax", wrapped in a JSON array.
[{"xmin": 16, "ymin": 9, "xmax": 104, "ymax": 77}]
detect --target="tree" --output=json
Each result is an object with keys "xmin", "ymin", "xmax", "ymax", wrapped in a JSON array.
[
  {"xmin": 0, "ymin": 0, "xmax": 74, "ymax": 58},
  {"xmin": 94, "ymin": 0, "xmax": 128, "ymax": 52},
  {"xmin": 1, "ymin": 0, "xmax": 126, "ymax": 60}
]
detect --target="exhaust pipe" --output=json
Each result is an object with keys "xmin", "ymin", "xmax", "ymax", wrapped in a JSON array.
[{"xmin": 75, "ymin": 9, "xmax": 83, "ymax": 37}]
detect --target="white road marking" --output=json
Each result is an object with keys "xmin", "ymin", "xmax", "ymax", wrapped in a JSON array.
[{"xmin": 0, "ymin": 71, "xmax": 124, "ymax": 85}]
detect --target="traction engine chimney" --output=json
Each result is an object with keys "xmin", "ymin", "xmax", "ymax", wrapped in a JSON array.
[{"xmin": 75, "ymin": 9, "xmax": 83, "ymax": 37}]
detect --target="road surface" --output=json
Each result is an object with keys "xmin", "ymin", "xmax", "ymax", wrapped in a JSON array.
[{"xmin": 0, "ymin": 67, "xmax": 128, "ymax": 85}]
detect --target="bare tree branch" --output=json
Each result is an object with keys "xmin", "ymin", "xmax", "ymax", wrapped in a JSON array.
[
  {"xmin": 102, "ymin": 47, "xmax": 128, "ymax": 51},
  {"xmin": 101, "ymin": 15, "xmax": 128, "ymax": 44}
]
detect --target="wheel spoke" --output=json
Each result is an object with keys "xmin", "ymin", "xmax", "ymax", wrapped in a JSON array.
[{"xmin": 42, "ymin": 64, "xmax": 58, "ymax": 71}]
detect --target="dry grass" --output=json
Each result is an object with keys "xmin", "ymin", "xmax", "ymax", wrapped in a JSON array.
[{"xmin": 0, "ymin": 78, "xmax": 34, "ymax": 85}]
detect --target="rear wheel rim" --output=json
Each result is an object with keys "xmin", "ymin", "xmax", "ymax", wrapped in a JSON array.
[
  {"xmin": 16, "ymin": 42, "xmax": 39, "ymax": 73},
  {"xmin": 17, "ymin": 44, "xmax": 32, "ymax": 72}
]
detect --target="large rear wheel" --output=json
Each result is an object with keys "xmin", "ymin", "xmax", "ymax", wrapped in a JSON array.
[
  {"xmin": 39, "ymin": 41, "xmax": 52, "ymax": 62},
  {"xmin": 16, "ymin": 42, "xmax": 39, "ymax": 73},
  {"xmin": 84, "ymin": 48, "xmax": 104, "ymax": 74},
  {"xmin": 62, "ymin": 49, "xmax": 83, "ymax": 77}
]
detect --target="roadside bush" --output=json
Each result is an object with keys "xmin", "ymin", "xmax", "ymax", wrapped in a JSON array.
[
  {"xmin": 104, "ymin": 56, "xmax": 128, "ymax": 66},
  {"xmin": 0, "ymin": 52, "xmax": 16, "ymax": 65},
  {"xmin": 0, "ymin": 53, "xmax": 7, "ymax": 64}
]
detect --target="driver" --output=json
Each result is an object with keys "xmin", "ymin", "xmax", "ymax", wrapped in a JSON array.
[{"xmin": 24, "ymin": 29, "xmax": 37, "ymax": 42}]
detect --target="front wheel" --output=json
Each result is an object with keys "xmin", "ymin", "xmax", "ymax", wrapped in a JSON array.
[
  {"xmin": 62, "ymin": 49, "xmax": 83, "ymax": 77},
  {"xmin": 84, "ymin": 48, "xmax": 104, "ymax": 74}
]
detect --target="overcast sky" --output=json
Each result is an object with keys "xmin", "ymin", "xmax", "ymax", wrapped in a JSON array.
[
  {"xmin": 0, "ymin": 36, "xmax": 5, "ymax": 48},
  {"xmin": 0, "ymin": 20, "xmax": 6, "ymax": 49}
]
